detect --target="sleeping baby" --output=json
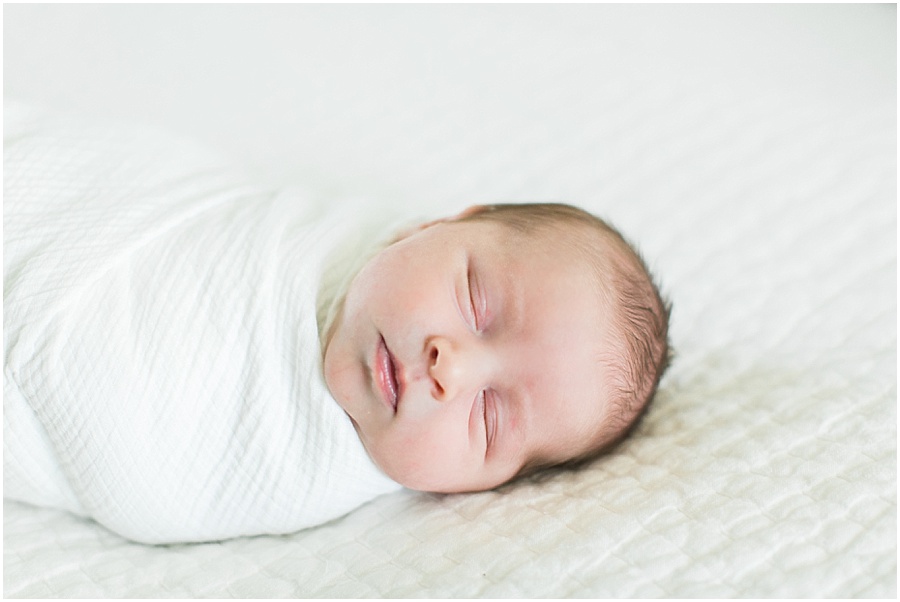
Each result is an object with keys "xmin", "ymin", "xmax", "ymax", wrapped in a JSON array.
[
  {"xmin": 4, "ymin": 101, "xmax": 670, "ymax": 544},
  {"xmin": 323, "ymin": 203, "xmax": 671, "ymax": 493}
]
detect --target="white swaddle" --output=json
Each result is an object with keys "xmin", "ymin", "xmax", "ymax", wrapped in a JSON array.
[{"xmin": 3, "ymin": 102, "xmax": 401, "ymax": 544}]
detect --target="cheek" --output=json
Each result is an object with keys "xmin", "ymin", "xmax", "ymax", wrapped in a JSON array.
[
  {"xmin": 322, "ymin": 342, "xmax": 362, "ymax": 416},
  {"xmin": 322, "ymin": 335, "xmax": 346, "ymax": 396},
  {"xmin": 368, "ymin": 415, "xmax": 471, "ymax": 491},
  {"xmin": 351, "ymin": 257, "xmax": 428, "ymax": 321}
]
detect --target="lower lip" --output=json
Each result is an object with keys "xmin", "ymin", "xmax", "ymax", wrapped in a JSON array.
[{"xmin": 375, "ymin": 336, "xmax": 398, "ymax": 412}]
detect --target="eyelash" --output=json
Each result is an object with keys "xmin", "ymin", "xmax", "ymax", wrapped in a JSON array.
[
  {"xmin": 466, "ymin": 262, "xmax": 494, "ymax": 452},
  {"xmin": 467, "ymin": 266, "xmax": 482, "ymax": 332},
  {"xmin": 479, "ymin": 389, "xmax": 494, "ymax": 452}
]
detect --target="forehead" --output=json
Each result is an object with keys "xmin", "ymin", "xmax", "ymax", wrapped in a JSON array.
[{"xmin": 446, "ymin": 219, "xmax": 616, "ymax": 466}]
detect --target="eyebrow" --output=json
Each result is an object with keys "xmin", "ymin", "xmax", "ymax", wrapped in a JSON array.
[
  {"xmin": 497, "ymin": 385, "xmax": 530, "ymax": 469},
  {"xmin": 495, "ymin": 246, "xmax": 524, "ymax": 340}
]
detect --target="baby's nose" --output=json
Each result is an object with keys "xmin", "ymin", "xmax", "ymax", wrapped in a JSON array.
[{"xmin": 426, "ymin": 336, "xmax": 473, "ymax": 402}]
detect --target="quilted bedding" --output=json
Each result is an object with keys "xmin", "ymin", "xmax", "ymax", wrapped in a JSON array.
[{"xmin": 4, "ymin": 4, "xmax": 896, "ymax": 597}]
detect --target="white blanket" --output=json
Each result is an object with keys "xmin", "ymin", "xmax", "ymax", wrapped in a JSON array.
[{"xmin": 3, "ymin": 102, "xmax": 401, "ymax": 544}]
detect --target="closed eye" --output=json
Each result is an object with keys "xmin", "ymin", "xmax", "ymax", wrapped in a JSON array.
[
  {"xmin": 467, "ymin": 264, "xmax": 483, "ymax": 332},
  {"xmin": 481, "ymin": 389, "xmax": 496, "ymax": 454}
]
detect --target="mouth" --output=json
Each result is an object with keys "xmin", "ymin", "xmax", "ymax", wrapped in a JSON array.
[{"xmin": 375, "ymin": 335, "xmax": 400, "ymax": 413}]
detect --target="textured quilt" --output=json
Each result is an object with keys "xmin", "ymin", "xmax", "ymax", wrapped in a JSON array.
[{"xmin": 4, "ymin": 4, "xmax": 896, "ymax": 597}]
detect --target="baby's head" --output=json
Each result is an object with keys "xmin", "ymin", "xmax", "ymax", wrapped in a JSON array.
[{"xmin": 323, "ymin": 203, "xmax": 670, "ymax": 493}]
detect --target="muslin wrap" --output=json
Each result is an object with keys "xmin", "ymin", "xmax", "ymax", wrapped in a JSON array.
[{"xmin": 3, "ymin": 102, "xmax": 402, "ymax": 544}]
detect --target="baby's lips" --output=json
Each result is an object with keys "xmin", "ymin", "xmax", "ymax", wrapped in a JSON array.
[
  {"xmin": 375, "ymin": 335, "xmax": 399, "ymax": 412},
  {"xmin": 388, "ymin": 346, "xmax": 407, "ymax": 407}
]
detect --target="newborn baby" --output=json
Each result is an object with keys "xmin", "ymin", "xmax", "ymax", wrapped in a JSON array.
[
  {"xmin": 4, "ymin": 102, "xmax": 669, "ymax": 544},
  {"xmin": 325, "ymin": 203, "xmax": 671, "ymax": 493}
]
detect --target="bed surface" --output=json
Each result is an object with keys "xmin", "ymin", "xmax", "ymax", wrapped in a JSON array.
[{"xmin": 4, "ymin": 5, "xmax": 896, "ymax": 597}]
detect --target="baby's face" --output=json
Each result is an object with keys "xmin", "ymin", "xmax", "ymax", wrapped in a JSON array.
[{"xmin": 323, "ymin": 215, "xmax": 615, "ymax": 492}]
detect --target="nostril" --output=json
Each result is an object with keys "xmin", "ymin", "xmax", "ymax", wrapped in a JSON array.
[{"xmin": 426, "ymin": 337, "xmax": 452, "ymax": 401}]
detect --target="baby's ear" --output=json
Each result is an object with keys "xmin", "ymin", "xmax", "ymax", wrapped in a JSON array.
[
  {"xmin": 453, "ymin": 205, "xmax": 489, "ymax": 220},
  {"xmin": 388, "ymin": 219, "xmax": 438, "ymax": 244},
  {"xmin": 389, "ymin": 205, "xmax": 487, "ymax": 244}
]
